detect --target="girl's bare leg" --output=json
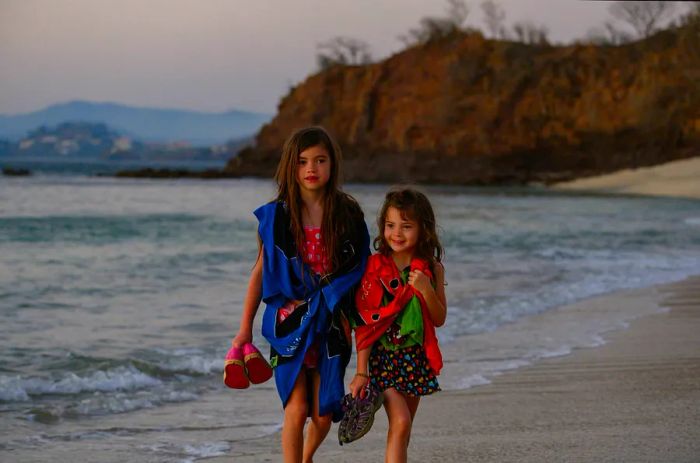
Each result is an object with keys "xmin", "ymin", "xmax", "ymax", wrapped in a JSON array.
[
  {"xmin": 282, "ymin": 372, "xmax": 309, "ymax": 463},
  {"xmin": 383, "ymin": 388, "xmax": 413, "ymax": 463},
  {"xmin": 302, "ymin": 369, "xmax": 332, "ymax": 463},
  {"xmin": 404, "ymin": 395, "xmax": 420, "ymax": 446},
  {"xmin": 405, "ymin": 395, "xmax": 420, "ymax": 421}
]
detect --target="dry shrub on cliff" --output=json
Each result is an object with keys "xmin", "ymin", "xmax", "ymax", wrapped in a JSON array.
[
  {"xmin": 316, "ymin": 36, "xmax": 372, "ymax": 70},
  {"xmin": 679, "ymin": 7, "xmax": 700, "ymax": 63},
  {"xmin": 511, "ymin": 21, "xmax": 550, "ymax": 46},
  {"xmin": 585, "ymin": 22, "xmax": 634, "ymax": 46},
  {"xmin": 399, "ymin": 0, "xmax": 471, "ymax": 46}
]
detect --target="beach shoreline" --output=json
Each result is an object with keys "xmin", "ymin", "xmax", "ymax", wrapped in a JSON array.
[
  {"xmin": 214, "ymin": 275, "xmax": 700, "ymax": 462},
  {"xmin": 552, "ymin": 156, "xmax": 700, "ymax": 200}
]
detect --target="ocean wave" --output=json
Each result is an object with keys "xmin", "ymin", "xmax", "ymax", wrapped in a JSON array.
[
  {"xmin": 21, "ymin": 388, "xmax": 200, "ymax": 421},
  {"xmin": 454, "ymin": 374, "xmax": 492, "ymax": 389},
  {"xmin": 442, "ymin": 251, "xmax": 700, "ymax": 342},
  {"xmin": 158, "ymin": 354, "xmax": 223, "ymax": 376},
  {"xmin": 0, "ymin": 349, "xmax": 226, "ymax": 406},
  {"xmin": 182, "ymin": 441, "xmax": 230, "ymax": 461},
  {"xmin": 0, "ymin": 366, "xmax": 161, "ymax": 402},
  {"xmin": 145, "ymin": 440, "xmax": 231, "ymax": 463},
  {"xmin": 72, "ymin": 389, "xmax": 198, "ymax": 416},
  {"xmin": 149, "ymin": 347, "xmax": 224, "ymax": 375},
  {"xmin": 534, "ymin": 246, "xmax": 608, "ymax": 260}
]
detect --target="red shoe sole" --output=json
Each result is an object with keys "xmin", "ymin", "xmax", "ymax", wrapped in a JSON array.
[
  {"xmin": 245, "ymin": 355, "xmax": 273, "ymax": 384},
  {"xmin": 224, "ymin": 361, "xmax": 249, "ymax": 389}
]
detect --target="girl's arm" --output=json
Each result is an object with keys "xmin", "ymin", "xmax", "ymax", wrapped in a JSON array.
[
  {"xmin": 409, "ymin": 263, "xmax": 447, "ymax": 327},
  {"xmin": 231, "ymin": 246, "xmax": 264, "ymax": 347},
  {"xmin": 348, "ymin": 346, "xmax": 371, "ymax": 398}
]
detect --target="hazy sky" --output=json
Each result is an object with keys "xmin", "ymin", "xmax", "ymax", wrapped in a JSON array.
[{"xmin": 0, "ymin": 0, "xmax": 680, "ymax": 115}]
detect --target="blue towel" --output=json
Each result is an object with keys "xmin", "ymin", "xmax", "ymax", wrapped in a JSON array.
[{"xmin": 254, "ymin": 201, "xmax": 369, "ymax": 419}]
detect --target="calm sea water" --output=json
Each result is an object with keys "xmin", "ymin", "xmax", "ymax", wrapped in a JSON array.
[{"xmin": 2, "ymin": 165, "xmax": 700, "ymax": 460}]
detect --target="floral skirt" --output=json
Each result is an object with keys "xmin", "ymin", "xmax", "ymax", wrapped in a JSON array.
[{"xmin": 369, "ymin": 343, "xmax": 440, "ymax": 397}]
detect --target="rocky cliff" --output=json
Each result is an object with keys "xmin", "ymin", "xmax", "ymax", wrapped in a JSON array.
[{"xmin": 226, "ymin": 20, "xmax": 700, "ymax": 185}]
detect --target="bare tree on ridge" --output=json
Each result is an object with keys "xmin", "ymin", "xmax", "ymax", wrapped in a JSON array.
[
  {"xmin": 609, "ymin": 1, "xmax": 677, "ymax": 38},
  {"xmin": 481, "ymin": 0, "xmax": 507, "ymax": 39}
]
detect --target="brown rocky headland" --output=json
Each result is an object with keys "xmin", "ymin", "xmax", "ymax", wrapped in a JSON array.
[{"xmin": 224, "ymin": 19, "xmax": 699, "ymax": 185}]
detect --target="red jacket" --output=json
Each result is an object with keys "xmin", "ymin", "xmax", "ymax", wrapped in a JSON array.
[{"xmin": 354, "ymin": 253, "xmax": 443, "ymax": 375}]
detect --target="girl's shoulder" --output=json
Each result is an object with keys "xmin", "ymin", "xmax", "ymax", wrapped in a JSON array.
[
  {"xmin": 432, "ymin": 261, "xmax": 445, "ymax": 284},
  {"xmin": 333, "ymin": 193, "xmax": 368, "ymax": 245},
  {"xmin": 433, "ymin": 261, "xmax": 445, "ymax": 277},
  {"xmin": 366, "ymin": 253, "xmax": 393, "ymax": 273},
  {"xmin": 253, "ymin": 201, "xmax": 287, "ymax": 230},
  {"xmin": 336, "ymin": 192, "xmax": 364, "ymax": 220},
  {"xmin": 367, "ymin": 253, "xmax": 385, "ymax": 265},
  {"xmin": 253, "ymin": 200, "xmax": 281, "ymax": 214}
]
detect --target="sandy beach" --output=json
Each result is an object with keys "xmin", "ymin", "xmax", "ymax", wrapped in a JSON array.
[
  {"xmin": 552, "ymin": 157, "xmax": 700, "ymax": 199},
  {"xmin": 214, "ymin": 276, "xmax": 700, "ymax": 462}
]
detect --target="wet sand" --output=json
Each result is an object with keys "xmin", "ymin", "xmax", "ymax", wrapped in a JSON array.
[
  {"xmin": 217, "ymin": 276, "xmax": 700, "ymax": 462},
  {"xmin": 552, "ymin": 157, "xmax": 700, "ymax": 199}
]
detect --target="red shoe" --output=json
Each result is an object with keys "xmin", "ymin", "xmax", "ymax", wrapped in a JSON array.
[
  {"xmin": 223, "ymin": 345, "xmax": 249, "ymax": 389},
  {"xmin": 243, "ymin": 343, "xmax": 273, "ymax": 384}
]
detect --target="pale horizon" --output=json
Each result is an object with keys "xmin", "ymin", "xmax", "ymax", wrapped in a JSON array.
[{"xmin": 0, "ymin": 0, "xmax": 688, "ymax": 115}]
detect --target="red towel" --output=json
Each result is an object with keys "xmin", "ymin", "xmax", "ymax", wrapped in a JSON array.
[{"xmin": 354, "ymin": 254, "xmax": 443, "ymax": 375}]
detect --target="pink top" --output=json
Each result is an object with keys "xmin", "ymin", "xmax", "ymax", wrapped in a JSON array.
[
  {"xmin": 302, "ymin": 226, "xmax": 330, "ymax": 275},
  {"xmin": 277, "ymin": 226, "xmax": 329, "ymax": 368}
]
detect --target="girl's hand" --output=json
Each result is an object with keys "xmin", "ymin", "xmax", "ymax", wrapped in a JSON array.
[
  {"xmin": 349, "ymin": 373, "xmax": 370, "ymax": 399},
  {"xmin": 408, "ymin": 269, "xmax": 432, "ymax": 296},
  {"xmin": 231, "ymin": 329, "xmax": 252, "ymax": 348}
]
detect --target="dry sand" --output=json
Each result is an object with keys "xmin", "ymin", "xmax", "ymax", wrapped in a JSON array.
[
  {"xmin": 553, "ymin": 157, "xmax": 700, "ymax": 199},
  {"xmin": 216, "ymin": 276, "xmax": 700, "ymax": 462}
]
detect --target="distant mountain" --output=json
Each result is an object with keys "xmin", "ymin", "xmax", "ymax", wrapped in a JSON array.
[{"xmin": 0, "ymin": 101, "xmax": 272, "ymax": 146}]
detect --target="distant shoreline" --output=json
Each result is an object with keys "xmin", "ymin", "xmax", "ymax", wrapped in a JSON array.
[
  {"xmin": 112, "ymin": 156, "xmax": 700, "ymax": 201},
  {"xmin": 5, "ymin": 156, "xmax": 700, "ymax": 202},
  {"xmin": 553, "ymin": 156, "xmax": 700, "ymax": 200},
  {"xmin": 110, "ymin": 167, "xmax": 238, "ymax": 179}
]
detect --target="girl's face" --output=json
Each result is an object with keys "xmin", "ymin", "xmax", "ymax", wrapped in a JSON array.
[
  {"xmin": 297, "ymin": 145, "xmax": 331, "ymax": 194},
  {"xmin": 383, "ymin": 206, "xmax": 419, "ymax": 256}
]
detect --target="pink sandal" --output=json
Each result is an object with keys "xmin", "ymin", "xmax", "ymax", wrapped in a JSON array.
[
  {"xmin": 243, "ymin": 343, "xmax": 273, "ymax": 384},
  {"xmin": 223, "ymin": 345, "xmax": 249, "ymax": 389}
]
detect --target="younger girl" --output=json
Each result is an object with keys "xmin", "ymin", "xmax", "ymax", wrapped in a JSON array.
[
  {"xmin": 232, "ymin": 126, "xmax": 369, "ymax": 463},
  {"xmin": 349, "ymin": 188, "xmax": 446, "ymax": 463}
]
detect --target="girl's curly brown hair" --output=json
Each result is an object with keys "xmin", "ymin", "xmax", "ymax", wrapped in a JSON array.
[{"xmin": 374, "ymin": 188, "xmax": 443, "ymax": 272}]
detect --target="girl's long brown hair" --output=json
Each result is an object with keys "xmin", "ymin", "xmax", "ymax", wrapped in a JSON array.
[
  {"xmin": 274, "ymin": 126, "xmax": 362, "ymax": 272},
  {"xmin": 374, "ymin": 188, "xmax": 443, "ymax": 272}
]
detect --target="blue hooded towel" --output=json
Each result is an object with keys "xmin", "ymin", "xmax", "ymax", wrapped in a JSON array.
[{"xmin": 254, "ymin": 200, "xmax": 369, "ymax": 420}]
